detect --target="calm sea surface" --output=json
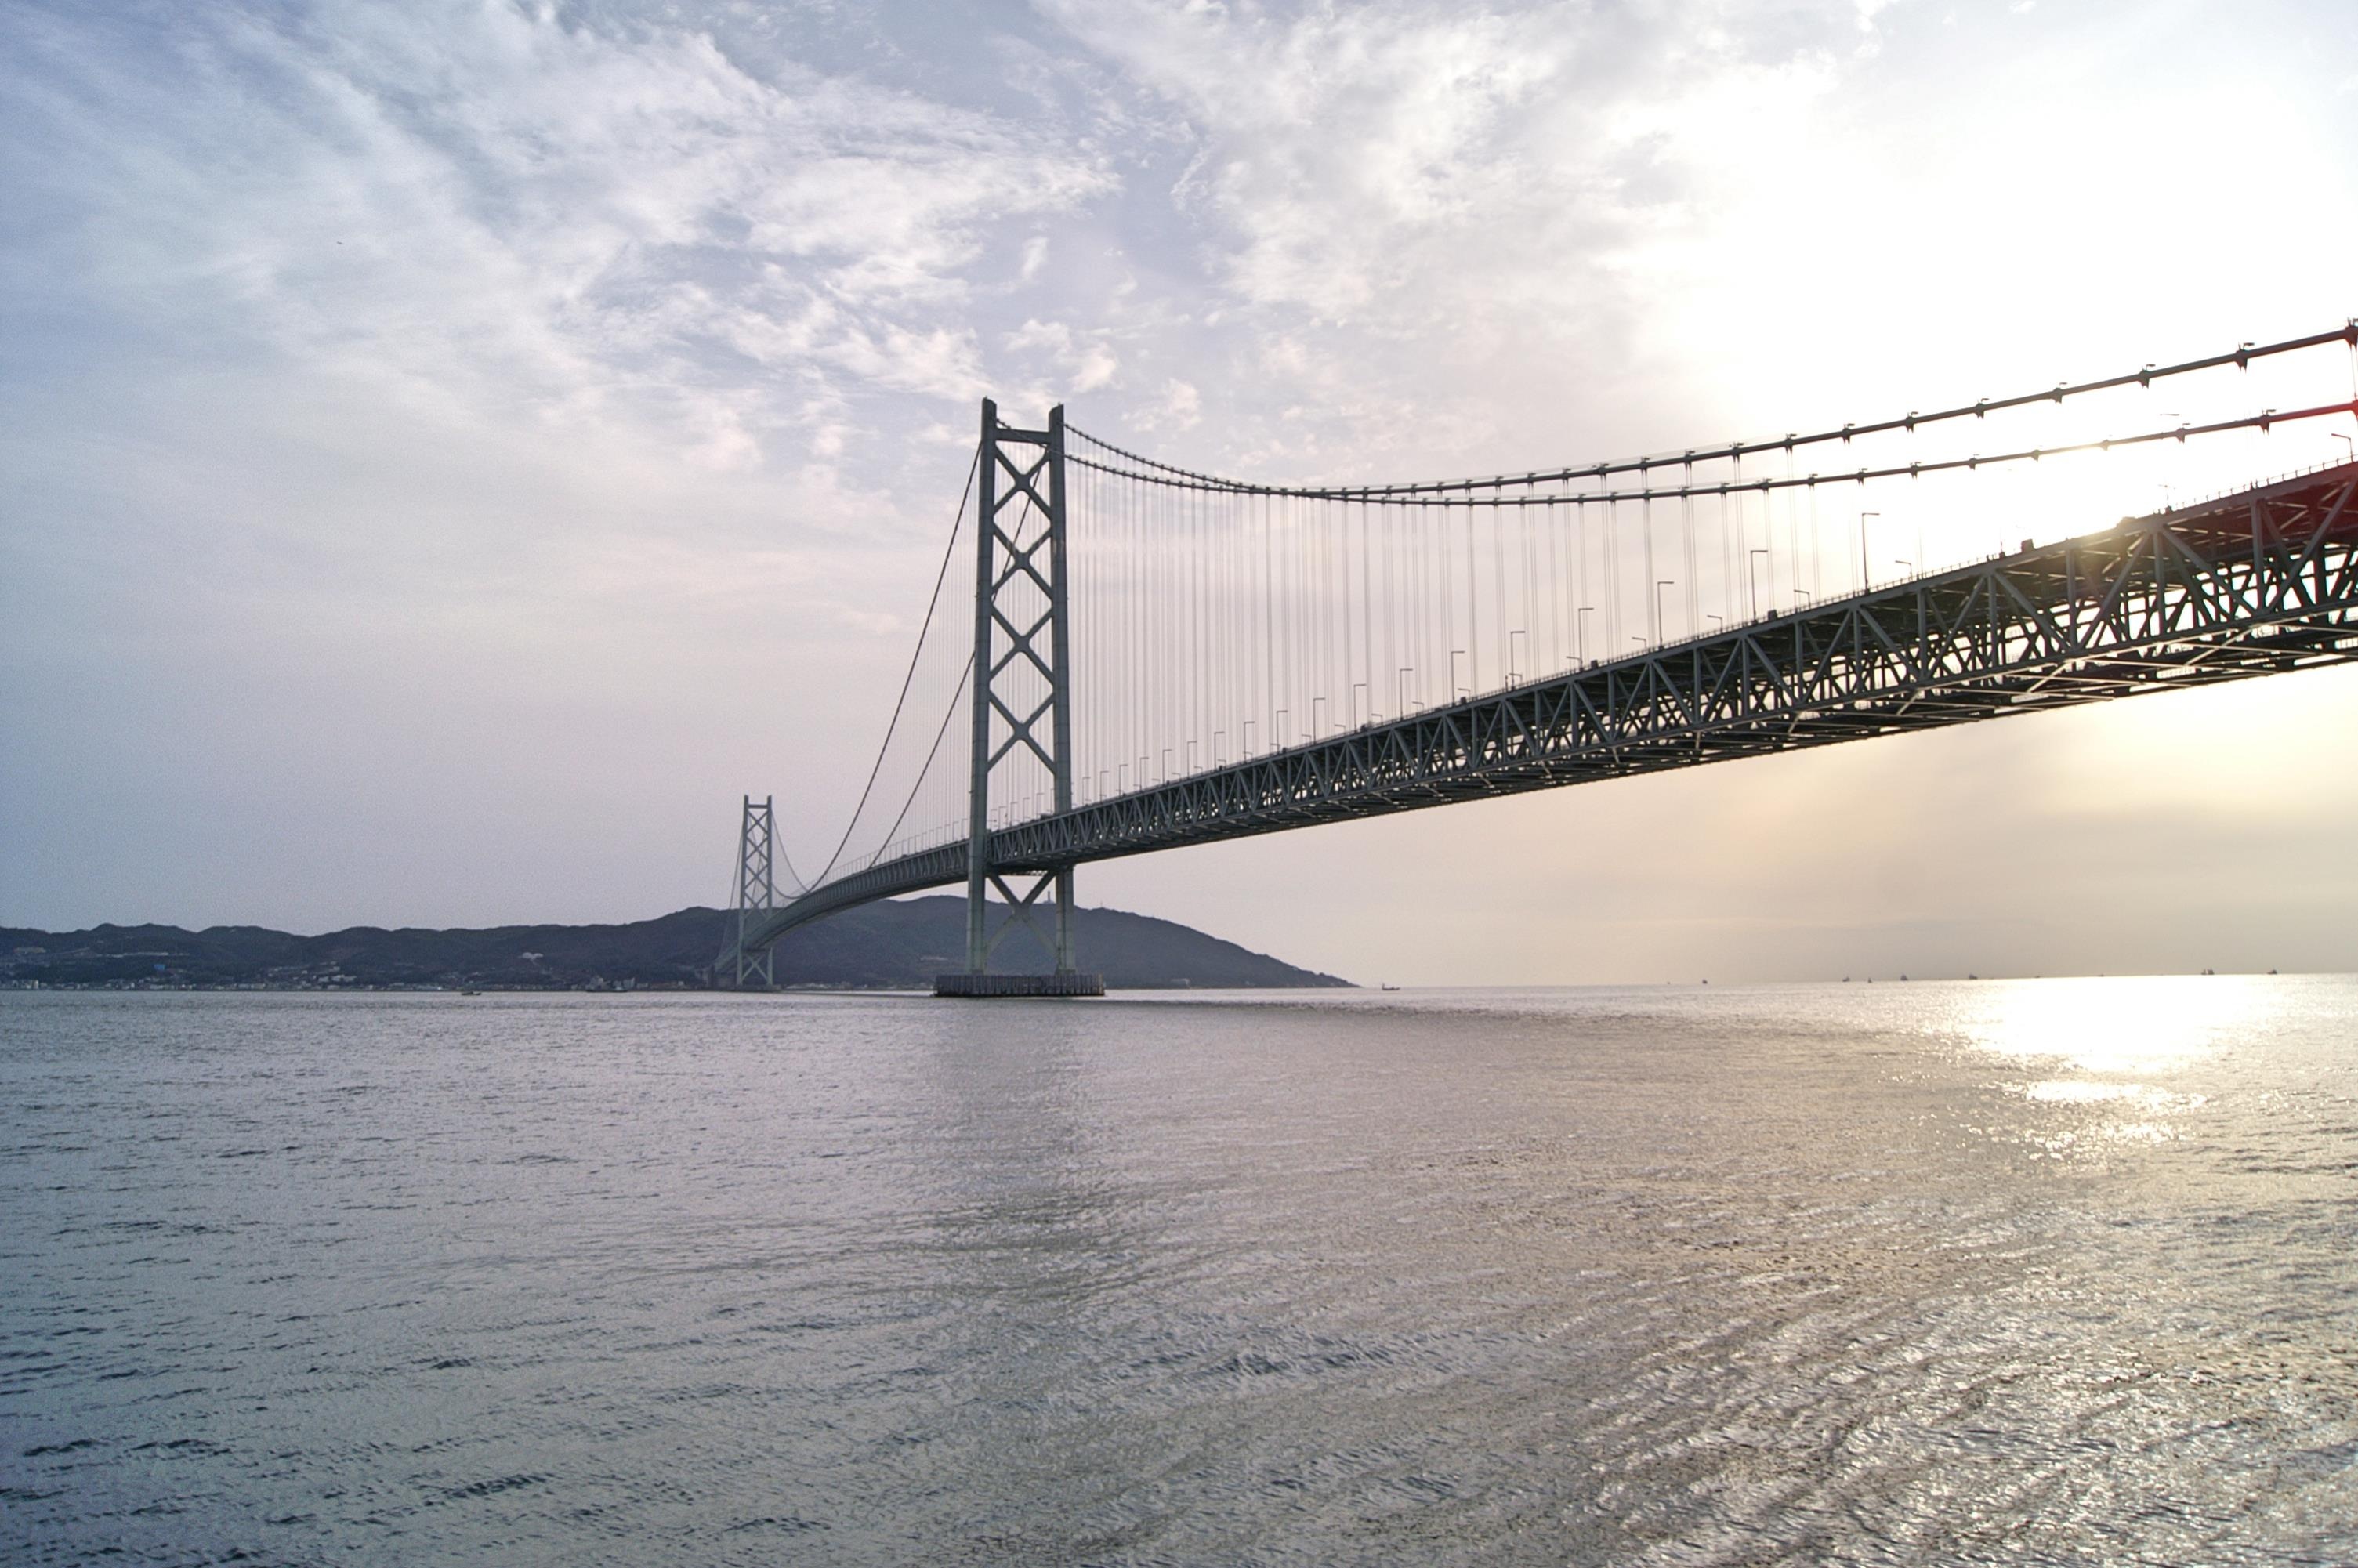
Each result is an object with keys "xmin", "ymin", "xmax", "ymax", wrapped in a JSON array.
[{"xmin": 2, "ymin": 980, "xmax": 2354, "ymax": 1566}]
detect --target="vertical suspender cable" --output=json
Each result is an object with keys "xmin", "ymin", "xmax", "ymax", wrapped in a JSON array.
[
  {"xmin": 1364, "ymin": 494, "xmax": 1375, "ymax": 710},
  {"xmin": 1486, "ymin": 491, "xmax": 1499, "ymax": 680},
  {"xmin": 1643, "ymin": 494, "xmax": 1657, "ymax": 646},
  {"xmin": 1604, "ymin": 495, "xmax": 1620, "ymax": 654},
  {"xmin": 1682, "ymin": 468, "xmax": 1699, "ymax": 636}
]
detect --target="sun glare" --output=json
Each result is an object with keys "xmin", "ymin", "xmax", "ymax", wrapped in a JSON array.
[{"xmin": 1946, "ymin": 972, "xmax": 2273, "ymax": 1076}]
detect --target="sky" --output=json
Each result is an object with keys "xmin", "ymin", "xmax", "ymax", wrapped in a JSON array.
[{"xmin": 4, "ymin": 0, "xmax": 2357, "ymax": 983}]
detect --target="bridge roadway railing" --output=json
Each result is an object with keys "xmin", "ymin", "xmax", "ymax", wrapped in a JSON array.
[{"xmin": 740, "ymin": 460, "xmax": 2358, "ymax": 954}]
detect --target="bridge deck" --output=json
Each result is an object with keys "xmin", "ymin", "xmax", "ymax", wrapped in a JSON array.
[{"xmin": 740, "ymin": 461, "xmax": 2358, "ymax": 954}]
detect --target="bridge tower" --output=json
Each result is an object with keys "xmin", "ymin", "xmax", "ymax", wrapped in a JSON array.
[
  {"xmin": 730, "ymin": 794, "xmax": 777, "ymax": 990},
  {"xmin": 938, "ymin": 400, "xmax": 1101, "ymax": 997}
]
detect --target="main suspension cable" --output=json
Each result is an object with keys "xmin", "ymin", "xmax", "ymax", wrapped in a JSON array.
[
  {"xmin": 805, "ymin": 448, "xmax": 979, "ymax": 888},
  {"xmin": 1066, "ymin": 323, "xmax": 2358, "ymax": 501},
  {"xmin": 860, "ymin": 655, "xmax": 975, "ymax": 871},
  {"xmin": 1067, "ymin": 400, "xmax": 2357, "ymax": 509}
]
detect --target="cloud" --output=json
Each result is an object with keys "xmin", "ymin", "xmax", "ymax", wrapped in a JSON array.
[
  {"xmin": 1, "ymin": 0, "xmax": 1112, "ymax": 474},
  {"xmin": 1025, "ymin": 0, "xmax": 1887, "ymax": 480},
  {"xmin": 1036, "ymin": 0, "xmax": 2356, "ymax": 490},
  {"xmin": 1050, "ymin": 1, "xmax": 1569, "ymax": 320},
  {"xmin": 1143, "ymin": 376, "xmax": 1201, "ymax": 432},
  {"xmin": 1005, "ymin": 317, "xmax": 1120, "ymax": 392}
]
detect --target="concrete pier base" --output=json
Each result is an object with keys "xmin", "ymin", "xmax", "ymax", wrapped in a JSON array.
[{"xmin": 933, "ymin": 972, "xmax": 1105, "ymax": 998}]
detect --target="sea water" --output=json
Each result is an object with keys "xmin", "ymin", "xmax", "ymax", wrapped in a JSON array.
[{"xmin": 2, "ymin": 980, "xmax": 2353, "ymax": 1565}]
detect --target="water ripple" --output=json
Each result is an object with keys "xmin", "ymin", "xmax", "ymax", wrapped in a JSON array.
[{"xmin": 2, "ymin": 981, "xmax": 2354, "ymax": 1564}]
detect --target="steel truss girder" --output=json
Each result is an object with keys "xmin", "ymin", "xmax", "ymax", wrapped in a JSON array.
[{"xmin": 740, "ymin": 462, "xmax": 2358, "ymax": 954}]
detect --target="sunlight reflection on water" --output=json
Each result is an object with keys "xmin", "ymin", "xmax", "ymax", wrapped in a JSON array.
[
  {"xmin": 1927, "ymin": 975, "xmax": 2284, "ymax": 1160},
  {"xmin": 1946, "ymin": 972, "xmax": 2272, "ymax": 1074}
]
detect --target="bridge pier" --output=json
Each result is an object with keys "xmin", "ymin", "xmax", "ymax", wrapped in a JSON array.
[{"xmin": 935, "ymin": 970, "xmax": 1104, "ymax": 998}]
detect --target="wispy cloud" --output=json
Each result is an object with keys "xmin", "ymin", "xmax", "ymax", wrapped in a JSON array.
[
  {"xmin": 3, "ymin": 0, "xmax": 1112, "ymax": 473},
  {"xmin": 1028, "ymin": 0, "xmax": 1883, "ymax": 476}
]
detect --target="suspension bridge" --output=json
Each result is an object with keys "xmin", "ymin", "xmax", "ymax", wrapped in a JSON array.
[{"xmin": 721, "ymin": 325, "xmax": 2358, "ymax": 994}]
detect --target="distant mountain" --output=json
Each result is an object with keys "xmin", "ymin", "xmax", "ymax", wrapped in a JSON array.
[{"xmin": 0, "ymin": 897, "xmax": 1352, "ymax": 991}]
